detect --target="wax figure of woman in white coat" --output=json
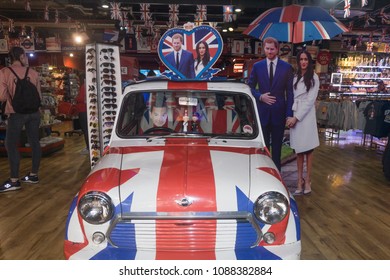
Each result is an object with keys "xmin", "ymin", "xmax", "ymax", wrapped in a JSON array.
[{"xmin": 286, "ymin": 50, "xmax": 319, "ymax": 195}]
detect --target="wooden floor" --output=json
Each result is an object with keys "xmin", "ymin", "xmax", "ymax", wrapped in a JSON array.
[{"xmin": 0, "ymin": 122, "xmax": 389, "ymax": 260}]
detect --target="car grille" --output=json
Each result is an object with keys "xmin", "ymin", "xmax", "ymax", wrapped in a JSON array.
[{"xmin": 107, "ymin": 212, "xmax": 262, "ymax": 250}]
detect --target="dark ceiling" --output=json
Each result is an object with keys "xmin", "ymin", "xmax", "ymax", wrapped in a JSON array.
[{"xmin": 0, "ymin": 0, "xmax": 389, "ymax": 40}]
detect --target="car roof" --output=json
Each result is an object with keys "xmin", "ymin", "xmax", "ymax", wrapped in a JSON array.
[{"xmin": 122, "ymin": 79, "xmax": 253, "ymax": 95}]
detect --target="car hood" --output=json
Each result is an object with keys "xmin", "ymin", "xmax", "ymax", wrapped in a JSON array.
[{"xmin": 95, "ymin": 138, "xmax": 285, "ymax": 215}]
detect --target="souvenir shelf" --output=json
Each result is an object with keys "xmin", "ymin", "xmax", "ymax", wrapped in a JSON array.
[
  {"xmin": 0, "ymin": 65, "xmax": 65, "ymax": 156},
  {"xmin": 36, "ymin": 65, "xmax": 60, "ymax": 129},
  {"xmin": 85, "ymin": 43, "xmax": 121, "ymax": 168},
  {"xmin": 330, "ymin": 65, "xmax": 390, "ymax": 96}
]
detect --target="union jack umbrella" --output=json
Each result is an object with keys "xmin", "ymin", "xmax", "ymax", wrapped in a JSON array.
[{"xmin": 243, "ymin": 4, "xmax": 349, "ymax": 44}]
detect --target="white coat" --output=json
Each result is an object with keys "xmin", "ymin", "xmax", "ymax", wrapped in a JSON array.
[{"xmin": 290, "ymin": 73, "xmax": 320, "ymax": 153}]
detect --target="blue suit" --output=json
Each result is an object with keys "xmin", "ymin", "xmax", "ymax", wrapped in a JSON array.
[
  {"xmin": 248, "ymin": 58, "xmax": 294, "ymax": 170},
  {"xmin": 166, "ymin": 50, "xmax": 195, "ymax": 79}
]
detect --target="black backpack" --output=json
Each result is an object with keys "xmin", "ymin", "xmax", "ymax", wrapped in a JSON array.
[{"xmin": 8, "ymin": 67, "xmax": 41, "ymax": 114}]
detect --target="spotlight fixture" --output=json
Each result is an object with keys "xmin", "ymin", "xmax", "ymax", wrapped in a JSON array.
[
  {"xmin": 73, "ymin": 31, "xmax": 89, "ymax": 44},
  {"xmin": 74, "ymin": 34, "xmax": 82, "ymax": 44},
  {"xmin": 101, "ymin": 1, "xmax": 109, "ymax": 9},
  {"xmin": 221, "ymin": 21, "xmax": 238, "ymax": 32}
]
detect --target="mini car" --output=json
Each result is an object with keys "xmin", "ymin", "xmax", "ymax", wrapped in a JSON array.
[{"xmin": 64, "ymin": 80, "xmax": 301, "ymax": 260}]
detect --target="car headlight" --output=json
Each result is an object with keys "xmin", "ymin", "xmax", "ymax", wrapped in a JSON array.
[
  {"xmin": 78, "ymin": 191, "xmax": 114, "ymax": 224},
  {"xmin": 253, "ymin": 192, "xmax": 288, "ymax": 224}
]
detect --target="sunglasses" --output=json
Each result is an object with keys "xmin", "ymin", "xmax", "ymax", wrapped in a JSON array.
[
  {"xmin": 100, "ymin": 62, "xmax": 115, "ymax": 68},
  {"xmin": 103, "ymin": 104, "xmax": 117, "ymax": 109},
  {"xmin": 100, "ymin": 56, "xmax": 115, "ymax": 61},
  {"xmin": 91, "ymin": 143, "xmax": 100, "ymax": 150},
  {"xmin": 91, "ymin": 156, "xmax": 100, "ymax": 162},
  {"xmin": 104, "ymin": 116, "xmax": 115, "ymax": 122},
  {"xmin": 86, "ymin": 48, "xmax": 96, "ymax": 54},
  {"xmin": 103, "ymin": 110, "xmax": 116, "ymax": 116},
  {"xmin": 101, "ymin": 86, "xmax": 116, "ymax": 92},
  {"xmin": 89, "ymin": 93, "xmax": 97, "ymax": 98},
  {"xmin": 102, "ymin": 92, "xmax": 117, "ymax": 97},
  {"xmin": 104, "ymin": 128, "xmax": 113, "ymax": 134},
  {"xmin": 104, "ymin": 122, "xmax": 114, "ymax": 127},
  {"xmin": 100, "ymin": 48, "xmax": 114, "ymax": 54},
  {"xmin": 88, "ymin": 85, "xmax": 95, "ymax": 91},
  {"xmin": 102, "ymin": 98, "xmax": 117, "ymax": 103},
  {"xmin": 101, "ymin": 68, "xmax": 116, "ymax": 74},
  {"xmin": 102, "ymin": 74, "xmax": 116, "ymax": 80},
  {"xmin": 101, "ymin": 80, "xmax": 116, "ymax": 86}
]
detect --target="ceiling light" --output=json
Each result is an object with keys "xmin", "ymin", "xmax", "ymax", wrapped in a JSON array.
[
  {"xmin": 228, "ymin": 27, "xmax": 234, "ymax": 32},
  {"xmin": 74, "ymin": 34, "xmax": 83, "ymax": 44},
  {"xmin": 73, "ymin": 31, "xmax": 89, "ymax": 44},
  {"xmin": 102, "ymin": 4, "xmax": 109, "ymax": 9},
  {"xmin": 235, "ymin": 8, "xmax": 242, "ymax": 13},
  {"xmin": 222, "ymin": 28, "xmax": 228, "ymax": 32}
]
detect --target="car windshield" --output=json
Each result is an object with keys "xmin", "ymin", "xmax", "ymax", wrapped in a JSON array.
[{"xmin": 116, "ymin": 90, "xmax": 258, "ymax": 138}]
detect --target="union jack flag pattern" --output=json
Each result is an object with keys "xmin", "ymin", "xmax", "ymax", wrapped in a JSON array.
[
  {"xmin": 161, "ymin": 27, "xmax": 220, "ymax": 59},
  {"xmin": 64, "ymin": 81, "xmax": 301, "ymax": 260}
]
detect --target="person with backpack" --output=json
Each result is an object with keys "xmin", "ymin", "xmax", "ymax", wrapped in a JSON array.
[{"xmin": 0, "ymin": 46, "xmax": 42, "ymax": 192}]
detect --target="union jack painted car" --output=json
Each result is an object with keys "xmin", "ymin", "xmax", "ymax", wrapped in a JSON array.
[{"xmin": 64, "ymin": 80, "xmax": 301, "ymax": 260}]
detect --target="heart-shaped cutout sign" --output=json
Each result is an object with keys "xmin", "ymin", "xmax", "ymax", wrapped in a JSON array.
[{"xmin": 158, "ymin": 25, "xmax": 223, "ymax": 80}]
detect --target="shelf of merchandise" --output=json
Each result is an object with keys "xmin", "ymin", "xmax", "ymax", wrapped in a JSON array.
[{"xmin": 330, "ymin": 64, "xmax": 390, "ymax": 96}]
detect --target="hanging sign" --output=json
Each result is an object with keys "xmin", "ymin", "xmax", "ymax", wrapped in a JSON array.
[
  {"xmin": 158, "ymin": 24, "xmax": 223, "ymax": 80},
  {"xmin": 317, "ymin": 50, "xmax": 331, "ymax": 65},
  {"xmin": 279, "ymin": 43, "xmax": 292, "ymax": 57},
  {"xmin": 21, "ymin": 38, "xmax": 34, "ymax": 51}
]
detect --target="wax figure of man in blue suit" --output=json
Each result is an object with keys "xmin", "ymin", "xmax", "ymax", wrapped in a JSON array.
[
  {"xmin": 165, "ymin": 33, "xmax": 195, "ymax": 79},
  {"xmin": 248, "ymin": 37, "xmax": 294, "ymax": 171}
]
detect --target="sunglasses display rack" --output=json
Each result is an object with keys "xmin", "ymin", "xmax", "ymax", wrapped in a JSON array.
[{"xmin": 85, "ymin": 43, "xmax": 121, "ymax": 168}]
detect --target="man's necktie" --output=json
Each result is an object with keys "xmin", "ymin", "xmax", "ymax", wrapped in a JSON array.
[
  {"xmin": 176, "ymin": 52, "xmax": 180, "ymax": 69},
  {"xmin": 269, "ymin": 61, "xmax": 274, "ymax": 85}
]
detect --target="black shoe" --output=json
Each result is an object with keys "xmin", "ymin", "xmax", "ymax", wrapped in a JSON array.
[
  {"xmin": 0, "ymin": 180, "xmax": 22, "ymax": 193},
  {"xmin": 21, "ymin": 173, "xmax": 39, "ymax": 184}
]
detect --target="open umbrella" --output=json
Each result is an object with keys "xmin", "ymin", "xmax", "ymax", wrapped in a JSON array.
[{"xmin": 243, "ymin": 4, "xmax": 349, "ymax": 44}]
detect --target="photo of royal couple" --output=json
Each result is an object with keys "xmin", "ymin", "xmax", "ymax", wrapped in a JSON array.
[{"xmin": 159, "ymin": 26, "xmax": 223, "ymax": 79}]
